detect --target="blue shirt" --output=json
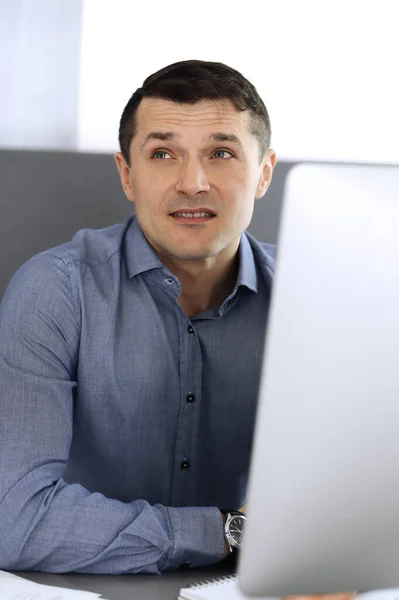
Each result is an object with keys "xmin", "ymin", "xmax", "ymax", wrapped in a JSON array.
[{"xmin": 0, "ymin": 214, "xmax": 276, "ymax": 574}]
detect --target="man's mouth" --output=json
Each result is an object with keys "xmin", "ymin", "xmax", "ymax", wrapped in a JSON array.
[{"xmin": 170, "ymin": 209, "xmax": 216, "ymax": 223}]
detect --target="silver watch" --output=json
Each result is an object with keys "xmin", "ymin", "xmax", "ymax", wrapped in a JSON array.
[{"xmin": 223, "ymin": 510, "xmax": 247, "ymax": 551}]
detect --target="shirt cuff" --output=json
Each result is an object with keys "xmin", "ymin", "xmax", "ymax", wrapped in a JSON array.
[{"xmin": 162, "ymin": 506, "xmax": 225, "ymax": 571}]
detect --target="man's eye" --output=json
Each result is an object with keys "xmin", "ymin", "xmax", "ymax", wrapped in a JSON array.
[
  {"xmin": 213, "ymin": 149, "xmax": 234, "ymax": 159},
  {"xmin": 150, "ymin": 149, "xmax": 234, "ymax": 160},
  {"xmin": 151, "ymin": 150, "xmax": 171, "ymax": 160}
]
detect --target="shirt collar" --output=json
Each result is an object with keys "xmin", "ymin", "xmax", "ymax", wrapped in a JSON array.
[
  {"xmin": 235, "ymin": 229, "xmax": 258, "ymax": 293},
  {"xmin": 124, "ymin": 214, "xmax": 258, "ymax": 293},
  {"xmin": 124, "ymin": 215, "xmax": 165, "ymax": 278}
]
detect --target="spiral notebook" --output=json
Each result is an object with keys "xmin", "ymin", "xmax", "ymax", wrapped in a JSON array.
[
  {"xmin": 178, "ymin": 574, "xmax": 279, "ymax": 600},
  {"xmin": 178, "ymin": 575, "xmax": 399, "ymax": 600}
]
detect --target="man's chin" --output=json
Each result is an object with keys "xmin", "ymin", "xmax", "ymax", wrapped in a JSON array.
[
  {"xmin": 164, "ymin": 249, "xmax": 218, "ymax": 263},
  {"xmin": 140, "ymin": 226, "xmax": 226, "ymax": 263}
]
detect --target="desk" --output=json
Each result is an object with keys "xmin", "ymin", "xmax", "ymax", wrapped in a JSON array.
[{"xmin": 11, "ymin": 561, "xmax": 235, "ymax": 600}]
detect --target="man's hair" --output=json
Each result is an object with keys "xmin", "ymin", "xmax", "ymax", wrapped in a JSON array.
[{"xmin": 118, "ymin": 59, "xmax": 271, "ymax": 166}]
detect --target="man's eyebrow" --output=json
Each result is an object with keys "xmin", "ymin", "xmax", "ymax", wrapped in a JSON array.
[{"xmin": 141, "ymin": 131, "xmax": 243, "ymax": 149}]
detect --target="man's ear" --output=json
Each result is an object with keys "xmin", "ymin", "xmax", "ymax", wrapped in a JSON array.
[
  {"xmin": 255, "ymin": 149, "xmax": 277, "ymax": 200},
  {"xmin": 115, "ymin": 152, "xmax": 135, "ymax": 203}
]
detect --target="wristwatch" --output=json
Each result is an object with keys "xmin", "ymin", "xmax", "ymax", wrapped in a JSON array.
[{"xmin": 221, "ymin": 510, "xmax": 247, "ymax": 552}]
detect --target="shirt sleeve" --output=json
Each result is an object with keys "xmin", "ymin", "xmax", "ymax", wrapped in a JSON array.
[{"xmin": 0, "ymin": 254, "xmax": 225, "ymax": 574}]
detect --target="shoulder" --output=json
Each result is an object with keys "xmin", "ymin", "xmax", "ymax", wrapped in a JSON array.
[
  {"xmin": 40, "ymin": 215, "xmax": 134, "ymax": 270},
  {"xmin": 1, "ymin": 216, "xmax": 134, "ymax": 316},
  {"xmin": 7, "ymin": 216, "xmax": 133, "ymax": 284}
]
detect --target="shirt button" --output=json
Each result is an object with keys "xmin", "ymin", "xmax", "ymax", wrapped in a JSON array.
[
  {"xmin": 187, "ymin": 325, "xmax": 194, "ymax": 334},
  {"xmin": 186, "ymin": 393, "xmax": 195, "ymax": 404},
  {"xmin": 181, "ymin": 459, "xmax": 190, "ymax": 470},
  {"xmin": 180, "ymin": 561, "xmax": 191, "ymax": 570}
]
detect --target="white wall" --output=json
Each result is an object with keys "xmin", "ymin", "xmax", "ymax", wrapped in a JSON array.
[
  {"xmin": 0, "ymin": 0, "xmax": 82, "ymax": 149},
  {"xmin": 77, "ymin": 0, "xmax": 399, "ymax": 164}
]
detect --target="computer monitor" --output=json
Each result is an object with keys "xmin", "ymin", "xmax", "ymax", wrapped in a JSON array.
[{"xmin": 238, "ymin": 163, "xmax": 399, "ymax": 597}]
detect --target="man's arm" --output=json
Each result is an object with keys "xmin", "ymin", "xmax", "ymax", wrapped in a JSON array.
[{"xmin": 0, "ymin": 255, "xmax": 225, "ymax": 574}]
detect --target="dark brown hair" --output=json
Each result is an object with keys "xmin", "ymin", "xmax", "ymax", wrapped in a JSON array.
[{"xmin": 119, "ymin": 59, "xmax": 271, "ymax": 166}]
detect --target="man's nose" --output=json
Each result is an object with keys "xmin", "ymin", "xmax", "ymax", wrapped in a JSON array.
[{"xmin": 174, "ymin": 159, "xmax": 211, "ymax": 197}]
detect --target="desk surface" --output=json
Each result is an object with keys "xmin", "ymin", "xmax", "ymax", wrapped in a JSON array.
[{"xmin": 11, "ymin": 561, "xmax": 236, "ymax": 600}]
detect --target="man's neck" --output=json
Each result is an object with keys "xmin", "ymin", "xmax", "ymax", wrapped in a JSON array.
[{"xmin": 174, "ymin": 253, "xmax": 240, "ymax": 317}]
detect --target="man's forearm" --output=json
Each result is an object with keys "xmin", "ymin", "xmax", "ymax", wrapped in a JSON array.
[{"xmin": 0, "ymin": 468, "xmax": 225, "ymax": 574}]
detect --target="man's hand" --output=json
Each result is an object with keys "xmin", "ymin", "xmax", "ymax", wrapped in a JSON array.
[{"xmin": 224, "ymin": 507, "xmax": 357, "ymax": 600}]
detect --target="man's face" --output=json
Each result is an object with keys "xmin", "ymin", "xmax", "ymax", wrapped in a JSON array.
[{"xmin": 115, "ymin": 97, "xmax": 275, "ymax": 265}]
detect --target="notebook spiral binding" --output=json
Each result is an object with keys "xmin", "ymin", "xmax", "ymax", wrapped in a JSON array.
[{"xmin": 188, "ymin": 574, "xmax": 237, "ymax": 589}]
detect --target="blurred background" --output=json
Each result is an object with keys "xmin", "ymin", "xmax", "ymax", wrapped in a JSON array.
[{"xmin": 1, "ymin": 0, "xmax": 398, "ymax": 297}]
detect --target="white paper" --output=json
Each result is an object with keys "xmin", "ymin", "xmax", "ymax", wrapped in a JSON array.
[
  {"xmin": 0, "ymin": 570, "xmax": 104, "ymax": 600},
  {"xmin": 358, "ymin": 591, "xmax": 399, "ymax": 600}
]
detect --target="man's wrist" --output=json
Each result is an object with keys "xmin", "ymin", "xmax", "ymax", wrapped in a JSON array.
[
  {"xmin": 220, "ymin": 509, "xmax": 247, "ymax": 556},
  {"xmin": 220, "ymin": 510, "xmax": 233, "ymax": 560},
  {"xmin": 220, "ymin": 511, "xmax": 230, "ymax": 558}
]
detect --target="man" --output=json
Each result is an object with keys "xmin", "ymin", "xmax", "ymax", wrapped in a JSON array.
[{"xmin": 0, "ymin": 59, "xmax": 276, "ymax": 574}]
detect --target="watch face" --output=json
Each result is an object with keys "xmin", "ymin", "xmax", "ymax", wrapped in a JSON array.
[{"xmin": 228, "ymin": 514, "xmax": 245, "ymax": 547}]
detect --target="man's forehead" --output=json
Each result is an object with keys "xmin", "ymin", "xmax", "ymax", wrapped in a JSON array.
[{"xmin": 137, "ymin": 97, "xmax": 249, "ymax": 131}]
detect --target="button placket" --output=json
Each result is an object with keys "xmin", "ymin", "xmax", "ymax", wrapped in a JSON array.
[{"xmin": 170, "ymin": 315, "xmax": 202, "ymax": 506}]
